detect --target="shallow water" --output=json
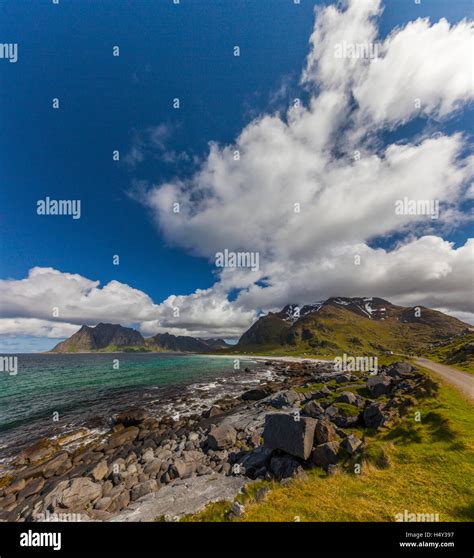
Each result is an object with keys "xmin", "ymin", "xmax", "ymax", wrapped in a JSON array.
[{"xmin": 0, "ymin": 353, "xmax": 259, "ymax": 461}]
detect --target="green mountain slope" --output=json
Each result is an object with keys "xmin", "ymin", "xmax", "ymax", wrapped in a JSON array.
[{"xmin": 236, "ymin": 297, "xmax": 470, "ymax": 357}]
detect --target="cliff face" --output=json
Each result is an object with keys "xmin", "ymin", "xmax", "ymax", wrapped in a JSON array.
[{"xmin": 51, "ymin": 323, "xmax": 145, "ymax": 352}]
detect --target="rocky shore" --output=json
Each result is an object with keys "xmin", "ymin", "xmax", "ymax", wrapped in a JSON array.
[{"xmin": 0, "ymin": 359, "xmax": 436, "ymax": 522}]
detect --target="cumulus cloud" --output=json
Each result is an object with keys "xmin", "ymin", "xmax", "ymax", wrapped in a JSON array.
[
  {"xmin": 2, "ymin": 0, "xmax": 473, "ymax": 342},
  {"xmin": 354, "ymin": 17, "xmax": 474, "ymax": 126},
  {"xmin": 142, "ymin": 0, "xmax": 474, "ymax": 326},
  {"xmin": 0, "ymin": 268, "xmax": 256, "ymax": 339}
]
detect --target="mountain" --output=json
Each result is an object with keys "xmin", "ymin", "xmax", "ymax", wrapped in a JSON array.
[
  {"xmin": 236, "ymin": 297, "xmax": 471, "ymax": 356},
  {"xmin": 203, "ymin": 338, "xmax": 231, "ymax": 350},
  {"xmin": 51, "ymin": 323, "xmax": 145, "ymax": 353},
  {"xmin": 52, "ymin": 325, "xmax": 230, "ymax": 353},
  {"xmin": 147, "ymin": 333, "xmax": 228, "ymax": 352}
]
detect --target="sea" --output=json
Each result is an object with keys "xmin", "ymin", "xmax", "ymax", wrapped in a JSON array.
[{"xmin": 0, "ymin": 353, "xmax": 266, "ymax": 464}]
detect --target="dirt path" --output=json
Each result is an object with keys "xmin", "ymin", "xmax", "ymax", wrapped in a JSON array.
[{"xmin": 414, "ymin": 358, "xmax": 474, "ymax": 402}]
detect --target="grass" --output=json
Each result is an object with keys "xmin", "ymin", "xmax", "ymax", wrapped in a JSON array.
[
  {"xmin": 185, "ymin": 366, "xmax": 474, "ymax": 522},
  {"xmin": 424, "ymin": 333, "xmax": 474, "ymax": 374}
]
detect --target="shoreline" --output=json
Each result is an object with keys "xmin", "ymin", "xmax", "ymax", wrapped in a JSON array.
[{"xmin": 0, "ymin": 357, "xmax": 432, "ymax": 523}]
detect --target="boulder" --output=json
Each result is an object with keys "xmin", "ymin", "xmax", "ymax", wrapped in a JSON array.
[
  {"xmin": 342, "ymin": 434, "xmax": 362, "ymax": 455},
  {"xmin": 314, "ymin": 419, "xmax": 338, "ymax": 444},
  {"xmin": 204, "ymin": 406, "xmax": 223, "ymax": 418},
  {"xmin": 95, "ymin": 497, "xmax": 112, "ymax": 511},
  {"xmin": 3, "ymin": 479, "xmax": 26, "ymax": 497},
  {"xmin": 16, "ymin": 438, "xmax": 59, "ymax": 466},
  {"xmin": 140, "ymin": 448, "xmax": 155, "ymax": 463},
  {"xmin": 311, "ymin": 441, "xmax": 340, "ymax": 470},
  {"xmin": 269, "ymin": 454, "xmax": 303, "ymax": 480},
  {"xmin": 363, "ymin": 402, "xmax": 387, "ymax": 429},
  {"xmin": 207, "ymin": 424, "xmax": 237, "ymax": 450},
  {"xmin": 267, "ymin": 390, "xmax": 302, "ymax": 409},
  {"xmin": 302, "ymin": 400, "xmax": 324, "ymax": 418},
  {"xmin": 241, "ymin": 387, "xmax": 272, "ymax": 401},
  {"xmin": 143, "ymin": 459, "xmax": 162, "ymax": 477},
  {"xmin": 335, "ymin": 374, "xmax": 352, "ymax": 384},
  {"xmin": 90, "ymin": 459, "xmax": 108, "ymax": 482},
  {"xmin": 131, "ymin": 480, "xmax": 158, "ymax": 501},
  {"xmin": 44, "ymin": 478, "xmax": 102, "ymax": 510},
  {"xmin": 239, "ymin": 447, "xmax": 273, "ymax": 477},
  {"xmin": 107, "ymin": 426, "xmax": 139, "ymax": 449},
  {"xmin": 170, "ymin": 460, "xmax": 195, "ymax": 480},
  {"xmin": 263, "ymin": 414, "xmax": 316, "ymax": 460},
  {"xmin": 109, "ymin": 489, "xmax": 131, "ymax": 513},
  {"xmin": 17, "ymin": 478, "xmax": 44, "ymax": 500},
  {"xmin": 311, "ymin": 386, "xmax": 332, "ymax": 399},
  {"xmin": 387, "ymin": 362, "xmax": 413, "ymax": 376},
  {"xmin": 335, "ymin": 391, "xmax": 358, "ymax": 405},
  {"xmin": 229, "ymin": 501, "xmax": 245, "ymax": 518},
  {"xmin": 367, "ymin": 375, "xmax": 392, "ymax": 397},
  {"xmin": 325, "ymin": 405, "xmax": 359, "ymax": 428}
]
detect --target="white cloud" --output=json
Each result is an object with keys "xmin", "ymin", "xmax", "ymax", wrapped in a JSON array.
[
  {"xmin": 0, "ymin": 268, "xmax": 256, "ymax": 339},
  {"xmin": 354, "ymin": 17, "xmax": 474, "ymax": 126},
  {"xmin": 2, "ymin": 0, "xmax": 473, "ymax": 342},
  {"xmin": 0, "ymin": 318, "xmax": 80, "ymax": 339},
  {"xmin": 141, "ymin": 0, "xmax": 474, "ymax": 326}
]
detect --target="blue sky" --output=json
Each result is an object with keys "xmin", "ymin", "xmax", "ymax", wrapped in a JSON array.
[{"xmin": 0, "ymin": 0, "xmax": 473, "ymax": 352}]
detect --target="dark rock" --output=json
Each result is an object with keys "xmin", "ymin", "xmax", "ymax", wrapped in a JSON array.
[
  {"xmin": 363, "ymin": 402, "xmax": 387, "ymax": 428},
  {"xmin": 241, "ymin": 387, "xmax": 272, "ymax": 401},
  {"xmin": 387, "ymin": 362, "xmax": 413, "ymax": 376},
  {"xmin": 342, "ymin": 434, "xmax": 362, "ymax": 454},
  {"xmin": 263, "ymin": 414, "xmax": 316, "ymax": 460},
  {"xmin": 115, "ymin": 408, "xmax": 148, "ymax": 427},
  {"xmin": 314, "ymin": 419, "xmax": 338, "ymax": 444},
  {"xmin": 367, "ymin": 374, "xmax": 393, "ymax": 397},
  {"xmin": 335, "ymin": 391, "xmax": 358, "ymax": 405},
  {"xmin": 311, "ymin": 386, "xmax": 332, "ymax": 399},
  {"xmin": 269, "ymin": 454, "xmax": 303, "ymax": 480},
  {"xmin": 302, "ymin": 400, "xmax": 325, "ymax": 418},
  {"xmin": 267, "ymin": 390, "xmax": 302, "ymax": 409},
  {"xmin": 311, "ymin": 441, "xmax": 340, "ymax": 470},
  {"xmin": 239, "ymin": 447, "xmax": 273, "ymax": 477},
  {"xmin": 335, "ymin": 374, "xmax": 352, "ymax": 384}
]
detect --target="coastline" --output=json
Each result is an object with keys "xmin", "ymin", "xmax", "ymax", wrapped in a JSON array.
[{"xmin": 0, "ymin": 357, "xmax": 438, "ymax": 522}]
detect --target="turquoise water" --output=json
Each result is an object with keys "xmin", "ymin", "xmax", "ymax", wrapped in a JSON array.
[{"xmin": 0, "ymin": 353, "xmax": 254, "ymax": 451}]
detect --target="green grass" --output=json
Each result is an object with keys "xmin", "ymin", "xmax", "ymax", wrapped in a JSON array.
[
  {"xmin": 185, "ymin": 367, "xmax": 474, "ymax": 522},
  {"xmin": 424, "ymin": 333, "xmax": 474, "ymax": 373}
]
